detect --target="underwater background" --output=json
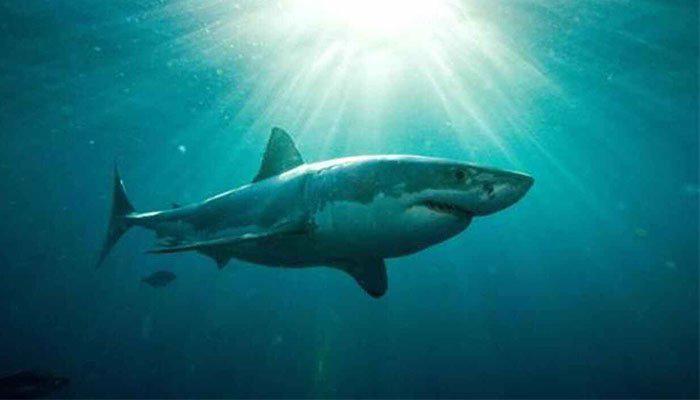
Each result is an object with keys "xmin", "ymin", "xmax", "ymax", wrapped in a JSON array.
[{"xmin": 0, "ymin": 0, "xmax": 698, "ymax": 398}]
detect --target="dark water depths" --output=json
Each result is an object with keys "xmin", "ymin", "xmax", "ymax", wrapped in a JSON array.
[{"xmin": 0, "ymin": 1, "xmax": 698, "ymax": 397}]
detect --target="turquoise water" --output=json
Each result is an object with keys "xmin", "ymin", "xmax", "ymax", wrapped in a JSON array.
[{"xmin": 1, "ymin": 0, "xmax": 698, "ymax": 397}]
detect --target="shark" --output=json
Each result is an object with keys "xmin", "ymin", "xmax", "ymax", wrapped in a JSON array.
[{"xmin": 98, "ymin": 127, "xmax": 533, "ymax": 298}]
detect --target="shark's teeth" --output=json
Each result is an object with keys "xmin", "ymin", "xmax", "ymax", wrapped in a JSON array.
[{"xmin": 422, "ymin": 201, "xmax": 471, "ymax": 218}]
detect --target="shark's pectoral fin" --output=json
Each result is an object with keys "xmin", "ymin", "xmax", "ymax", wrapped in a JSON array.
[{"xmin": 338, "ymin": 259, "xmax": 388, "ymax": 298}]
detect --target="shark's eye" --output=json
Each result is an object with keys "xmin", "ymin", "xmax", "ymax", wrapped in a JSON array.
[{"xmin": 454, "ymin": 170, "xmax": 466, "ymax": 181}]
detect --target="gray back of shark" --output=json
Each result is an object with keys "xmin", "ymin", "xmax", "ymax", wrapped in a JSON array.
[{"xmin": 97, "ymin": 127, "xmax": 533, "ymax": 298}]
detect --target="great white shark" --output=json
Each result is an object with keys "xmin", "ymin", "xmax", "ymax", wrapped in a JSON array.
[{"xmin": 98, "ymin": 127, "xmax": 533, "ymax": 298}]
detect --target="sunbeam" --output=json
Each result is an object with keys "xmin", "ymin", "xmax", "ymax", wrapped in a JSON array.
[{"xmin": 154, "ymin": 0, "xmax": 554, "ymax": 163}]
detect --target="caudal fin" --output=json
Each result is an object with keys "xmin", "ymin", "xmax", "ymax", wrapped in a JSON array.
[{"xmin": 96, "ymin": 165, "xmax": 136, "ymax": 267}]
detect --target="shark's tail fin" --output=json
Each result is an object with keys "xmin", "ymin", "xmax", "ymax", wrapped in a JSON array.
[{"xmin": 96, "ymin": 165, "xmax": 136, "ymax": 268}]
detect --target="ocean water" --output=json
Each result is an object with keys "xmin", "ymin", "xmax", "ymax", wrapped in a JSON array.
[{"xmin": 0, "ymin": 0, "xmax": 698, "ymax": 398}]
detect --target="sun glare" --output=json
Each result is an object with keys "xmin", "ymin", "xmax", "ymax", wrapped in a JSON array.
[{"xmin": 292, "ymin": 0, "xmax": 446, "ymax": 42}]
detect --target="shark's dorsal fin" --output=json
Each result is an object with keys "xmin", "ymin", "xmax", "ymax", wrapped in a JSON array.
[
  {"xmin": 338, "ymin": 258, "xmax": 388, "ymax": 298},
  {"xmin": 252, "ymin": 127, "xmax": 304, "ymax": 183}
]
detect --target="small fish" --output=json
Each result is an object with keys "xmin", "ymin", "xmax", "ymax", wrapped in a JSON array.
[
  {"xmin": 683, "ymin": 183, "xmax": 700, "ymax": 196},
  {"xmin": 141, "ymin": 271, "xmax": 176, "ymax": 288},
  {"xmin": 634, "ymin": 228, "xmax": 648, "ymax": 238},
  {"xmin": 0, "ymin": 370, "xmax": 69, "ymax": 399}
]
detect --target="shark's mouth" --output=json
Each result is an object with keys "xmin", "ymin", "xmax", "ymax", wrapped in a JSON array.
[{"xmin": 420, "ymin": 200, "xmax": 473, "ymax": 219}]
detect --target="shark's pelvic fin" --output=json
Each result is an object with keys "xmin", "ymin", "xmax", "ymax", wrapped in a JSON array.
[
  {"xmin": 339, "ymin": 259, "xmax": 388, "ymax": 298},
  {"xmin": 149, "ymin": 237, "xmax": 234, "ymax": 269},
  {"xmin": 252, "ymin": 127, "xmax": 305, "ymax": 182},
  {"xmin": 147, "ymin": 220, "xmax": 310, "ymax": 268},
  {"xmin": 147, "ymin": 233, "xmax": 265, "ymax": 254},
  {"xmin": 202, "ymin": 247, "xmax": 231, "ymax": 270}
]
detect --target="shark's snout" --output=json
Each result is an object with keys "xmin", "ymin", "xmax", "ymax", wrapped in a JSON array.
[
  {"xmin": 470, "ymin": 170, "xmax": 533, "ymax": 215},
  {"xmin": 408, "ymin": 164, "xmax": 534, "ymax": 219},
  {"xmin": 512, "ymin": 172, "xmax": 534, "ymax": 201}
]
